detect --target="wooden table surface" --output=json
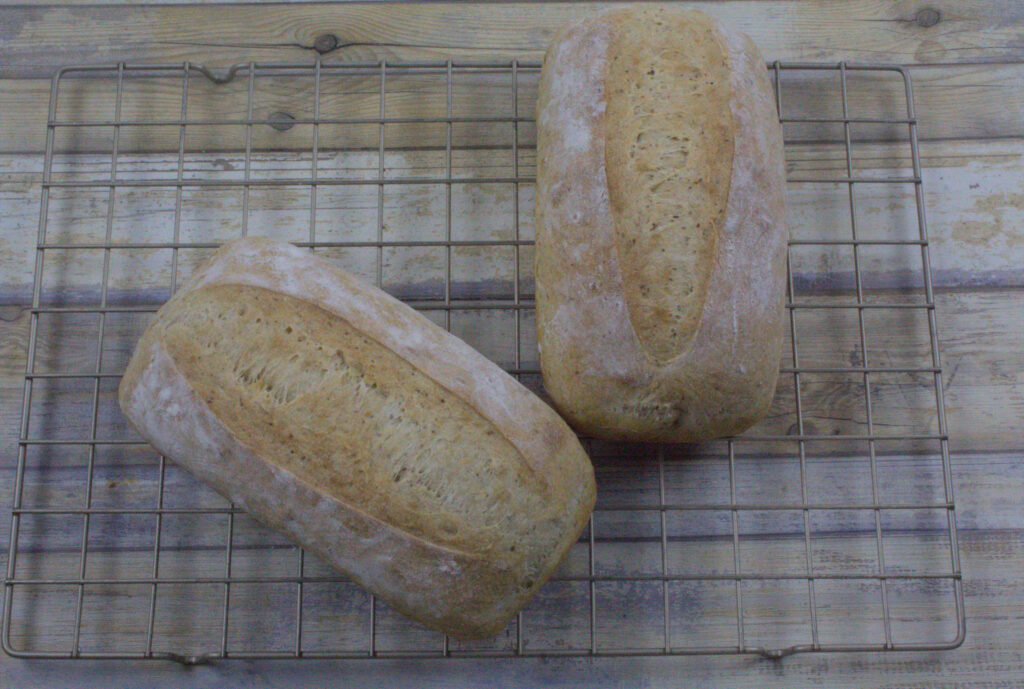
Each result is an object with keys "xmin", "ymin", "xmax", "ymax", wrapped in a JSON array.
[{"xmin": 2, "ymin": 2, "xmax": 1023, "ymax": 687}]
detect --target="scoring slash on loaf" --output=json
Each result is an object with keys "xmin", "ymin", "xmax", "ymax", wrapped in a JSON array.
[
  {"xmin": 119, "ymin": 237, "xmax": 596, "ymax": 639},
  {"xmin": 535, "ymin": 7, "xmax": 789, "ymax": 442}
]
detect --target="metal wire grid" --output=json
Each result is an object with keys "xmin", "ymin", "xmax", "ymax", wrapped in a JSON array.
[{"xmin": 3, "ymin": 59, "xmax": 964, "ymax": 662}]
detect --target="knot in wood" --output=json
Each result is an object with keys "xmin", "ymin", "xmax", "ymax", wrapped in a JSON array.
[
  {"xmin": 916, "ymin": 8, "xmax": 941, "ymax": 28},
  {"xmin": 268, "ymin": 111, "xmax": 295, "ymax": 132},
  {"xmin": 314, "ymin": 33, "xmax": 340, "ymax": 54}
]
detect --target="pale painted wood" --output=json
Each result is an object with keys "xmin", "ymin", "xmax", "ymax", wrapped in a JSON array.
[
  {"xmin": 3, "ymin": 138, "xmax": 1024, "ymax": 457},
  {"xmin": 5, "ymin": 62, "xmax": 1024, "ymax": 155},
  {"xmin": 3, "ymin": 1, "xmax": 1024, "ymax": 81},
  {"xmin": 2, "ymin": 1, "xmax": 1023, "ymax": 684},
  {"xmin": 3, "ymin": 137, "xmax": 1024, "ymax": 297},
  {"xmin": 2, "ymin": 446, "xmax": 1017, "ymax": 682},
  {"xmin": 1, "ymin": 135, "xmax": 1021, "ymax": 670},
  {"xmin": 0, "ymin": 531, "xmax": 967, "ymax": 651},
  {"xmin": 2, "ymin": 286, "xmax": 1022, "ymax": 459}
]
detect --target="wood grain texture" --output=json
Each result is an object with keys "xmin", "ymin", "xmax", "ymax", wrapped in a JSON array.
[
  {"xmin": 4, "ymin": 61, "xmax": 1024, "ymax": 154},
  {"xmin": 0, "ymin": 138, "xmax": 1022, "ymax": 459},
  {"xmin": 3, "ymin": 635, "xmax": 1024, "ymax": 689},
  {"xmin": 4, "ymin": 136, "xmax": 1024, "ymax": 297},
  {"xmin": 1, "ymin": 285, "xmax": 1020, "ymax": 465},
  {"xmin": 2, "ymin": 1, "xmax": 1023, "ymax": 683},
  {"xmin": 1, "ymin": 288, "xmax": 1003, "ymax": 674},
  {"xmin": 0, "ymin": 531, "xmax": 968, "ymax": 650},
  {"xmin": 3, "ymin": 1, "xmax": 1024, "ymax": 80},
  {"xmin": 0, "ymin": 445, "xmax": 1018, "ymax": 683}
]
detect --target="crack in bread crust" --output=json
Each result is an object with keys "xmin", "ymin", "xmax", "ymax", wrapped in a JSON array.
[
  {"xmin": 535, "ymin": 7, "xmax": 788, "ymax": 441},
  {"xmin": 156, "ymin": 283, "xmax": 550, "ymax": 562},
  {"xmin": 604, "ymin": 9, "xmax": 734, "ymax": 364}
]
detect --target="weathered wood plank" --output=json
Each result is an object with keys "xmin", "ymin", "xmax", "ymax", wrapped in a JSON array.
[
  {"xmin": 3, "ymin": 336, "xmax": 999, "ymax": 668},
  {"xmin": 4, "ymin": 638, "xmax": 1024, "ymax": 688},
  {"xmin": 3, "ymin": 1, "xmax": 1023, "ymax": 81},
  {"xmin": 2, "ymin": 529, "xmax": 966, "ymax": 655},
  {"xmin": 2, "ymin": 436, "xmax": 1010, "ymax": 675},
  {"xmin": 1, "ymin": 1, "xmax": 1021, "ymax": 683},
  {"xmin": 4, "ymin": 61, "xmax": 1024, "ymax": 154},
  {"xmin": 4, "ymin": 136, "xmax": 1024, "ymax": 298},
  {"xmin": 1, "ymin": 140, "xmax": 1023, "ymax": 458},
  {"xmin": 1, "ymin": 285, "xmax": 1021, "ymax": 464},
  {"xmin": 0, "ymin": 451, "xmax": 978, "ymax": 555}
]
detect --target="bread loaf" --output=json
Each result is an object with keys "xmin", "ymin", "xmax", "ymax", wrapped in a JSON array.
[
  {"xmin": 119, "ymin": 237, "xmax": 596, "ymax": 639},
  {"xmin": 535, "ymin": 8, "xmax": 788, "ymax": 442}
]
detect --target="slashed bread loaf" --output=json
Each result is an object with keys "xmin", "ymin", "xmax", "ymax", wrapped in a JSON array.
[
  {"xmin": 535, "ymin": 8, "xmax": 788, "ymax": 441},
  {"xmin": 119, "ymin": 237, "xmax": 596, "ymax": 639}
]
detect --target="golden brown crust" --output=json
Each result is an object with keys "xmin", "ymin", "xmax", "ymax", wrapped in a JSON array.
[
  {"xmin": 119, "ymin": 237, "xmax": 596, "ymax": 638},
  {"xmin": 604, "ymin": 9, "xmax": 733, "ymax": 362},
  {"xmin": 535, "ymin": 8, "xmax": 788, "ymax": 442},
  {"xmin": 155, "ymin": 284, "xmax": 549, "ymax": 560}
]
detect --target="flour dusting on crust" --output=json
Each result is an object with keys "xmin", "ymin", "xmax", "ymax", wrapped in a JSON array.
[
  {"xmin": 119, "ymin": 237, "xmax": 597, "ymax": 638},
  {"xmin": 535, "ymin": 8, "xmax": 788, "ymax": 441}
]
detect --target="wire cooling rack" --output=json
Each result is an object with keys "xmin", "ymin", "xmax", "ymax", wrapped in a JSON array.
[{"xmin": 4, "ymin": 59, "xmax": 963, "ymax": 662}]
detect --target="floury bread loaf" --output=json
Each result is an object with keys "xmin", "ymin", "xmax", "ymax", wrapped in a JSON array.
[
  {"xmin": 118, "ymin": 237, "xmax": 596, "ymax": 638},
  {"xmin": 535, "ymin": 8, "xmax": 788, "ymax": 442}
]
